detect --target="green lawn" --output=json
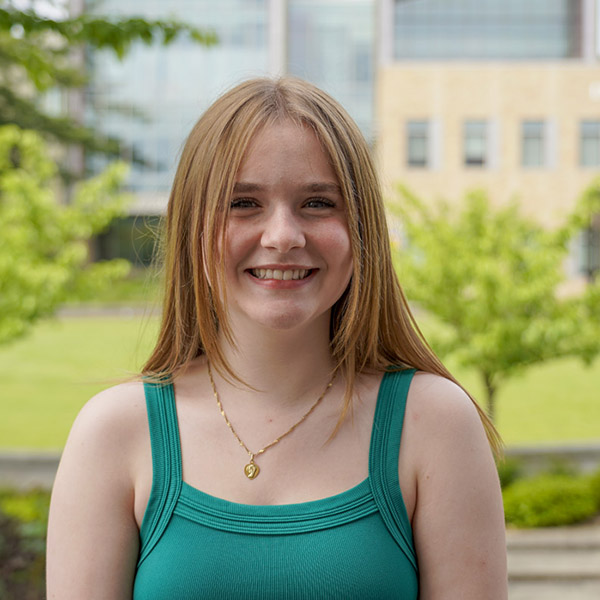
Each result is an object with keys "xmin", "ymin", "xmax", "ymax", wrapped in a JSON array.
[
  {"xmin": 0, "ymin": 314, "xmax": 159, "ymax": 449},
  {"xmin": 0, "ymin": 314, "xmax": 598, "ymax": 450},
  {"xmin": 453, "ymin": 359, "xmax": 600, "ymax": 446}
]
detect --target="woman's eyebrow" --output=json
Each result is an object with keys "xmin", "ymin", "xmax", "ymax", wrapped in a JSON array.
[
  {"xmin": 233, "ymin": 182, "xmax": 263, "ymax": 193},
  {"xmin": 232, "ymin": 182, "xmax": 341, "ymax": 194},
  {"xmin": 302, "ymin": 182, "xmax": 342, "ymax": 194}
]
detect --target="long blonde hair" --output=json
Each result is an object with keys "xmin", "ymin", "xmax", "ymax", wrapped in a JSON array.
[{"xmin": 143, "ymin": 77, "xmax": 502, "ymax": 455}]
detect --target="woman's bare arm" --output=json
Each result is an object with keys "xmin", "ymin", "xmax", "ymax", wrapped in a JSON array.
[
  {"xmin": 406, "ymin": 373, "xmax": 508, "ymax": 599},
  {"xmin": 46, "ymin": 383, "xmax": 148, "ymax": 600}
]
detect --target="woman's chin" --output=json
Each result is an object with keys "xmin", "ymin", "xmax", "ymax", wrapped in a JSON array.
[
  {"xmin": 231, "ymin": 307, "xmax": 330, "ymax": 334},
  {"xmin": 254, "ymin": 313, "xmax": 313, "ymax": 331}
]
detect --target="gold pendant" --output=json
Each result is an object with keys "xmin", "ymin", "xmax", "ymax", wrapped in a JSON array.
[{"xmin": 244, "ymin": 461, "xmax": 260, "ymax": 479}]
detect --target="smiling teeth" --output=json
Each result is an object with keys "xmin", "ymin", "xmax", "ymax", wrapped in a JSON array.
[{"xmin": 252, "ymin": 269, "xmax": 310, "ymax": 280}]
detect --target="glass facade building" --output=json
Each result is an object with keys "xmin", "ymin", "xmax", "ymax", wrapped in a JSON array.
[
  {"xmin": 82, "ymin": 0, "xmax": 375, "ymax": 207},
  {"xmin": 288, "ymin": 0, "xmax": 373, "ymax": 136},
  {"xmin": 85, "ymin": 0, "xmax": 270, "ymax": 199},
  {"xmin": 392, "ymin": 0, "xmax": 583, "ymax": 60}
]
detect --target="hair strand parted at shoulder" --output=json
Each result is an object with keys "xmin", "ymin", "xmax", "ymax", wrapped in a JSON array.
[{"xmin": 142, "ymin": 76, "xmax": 502, "ymax": 457}]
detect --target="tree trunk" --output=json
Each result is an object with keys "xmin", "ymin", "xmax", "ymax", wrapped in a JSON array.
[{"xmin": 482, "ymin": 372, "xmax": 497, "ymax": 422}]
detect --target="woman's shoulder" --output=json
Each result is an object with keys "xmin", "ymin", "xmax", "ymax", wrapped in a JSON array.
[
  {"xmin": 400, "ymin": 370, "xmax": 492, "ymax": 467},
  {"xmin": 64, "ymin": 381, "xmax": 149, "ymax": 463},
  {"xmin": 78, "ymin": 380, "xmax": 147, "ymax": 424},
  {"xmin": 407, "ymin": 371, "xmax": 483, "ymax": 428}
]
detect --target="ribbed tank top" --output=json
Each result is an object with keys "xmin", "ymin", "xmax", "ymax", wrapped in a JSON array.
[{"xmin": 133, "ymin": 369, "xmax": 419, "ymax": 599}]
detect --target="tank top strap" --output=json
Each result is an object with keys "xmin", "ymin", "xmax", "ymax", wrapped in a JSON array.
[
  {"xmin": 368, "ymin": 368, "xmax": 418, "ymax": 571},
  {"xmin": 138, "ymin": 380, "xmax": 183, "ymax": 566}
]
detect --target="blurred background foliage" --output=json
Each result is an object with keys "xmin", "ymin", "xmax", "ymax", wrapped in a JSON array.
[
  {"xmin": 0, "ymin": 8, "xmax": 215, "ymax": 592},
  {"xmin": 0, "ymin": 125, "xmax": 130, "ymax": 345},
  {"xmin": 0, "ymin": 488, "xmax": 49, "ymax": 599},
  {"xmin": 391, "ymin": 183, "xmax": 600, "ymax": 421},
  {"xmin": 0, "ymin": 1, "xmax": 216, "ymax": 173},
  {"xmin": 0, "ymin": 0, "xmax": 215, "ymax": 348}
]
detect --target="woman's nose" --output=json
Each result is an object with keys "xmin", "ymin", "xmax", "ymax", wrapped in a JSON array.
[{"xmin": 260, "ymin": 207, "xmax": 306, "ymax": 252}]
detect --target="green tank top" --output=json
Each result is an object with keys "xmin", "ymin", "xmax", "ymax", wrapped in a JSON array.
[{"xmin": 133, "ymin": 369, "xmax": 419, "ymax": 599}]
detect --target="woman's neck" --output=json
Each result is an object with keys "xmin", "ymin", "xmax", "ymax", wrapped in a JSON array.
[{"xmin": 214, "ymin": 319, "xmax": 336, "ymax": 408}]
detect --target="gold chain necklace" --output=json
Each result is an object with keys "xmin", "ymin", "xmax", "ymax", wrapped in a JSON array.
[{"xmin": 207, "ymin": 363, "xmax": 336, "ymax": 480}]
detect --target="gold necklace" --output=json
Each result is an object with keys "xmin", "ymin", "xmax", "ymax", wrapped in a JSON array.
[{"xmin": 207, "ymin": 363, "xmax": 336, "ymax": 480}]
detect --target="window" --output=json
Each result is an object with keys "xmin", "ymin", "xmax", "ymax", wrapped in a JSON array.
[
  {"xmin": 580, "ymin": 121, "xmax": 600, "ymax": 167},
  {"xmin": 580, "ymin": 225, "xmax": 600, "ymax": 280},
  {"xmin": 464, "ymin": 120, "xmax": 488, "ymax": 167},
  {"xmin": 522, "ymin": 121, "xmax": 546, "ymax": 167},
  {"xmin": 407, "ymin": 120, "xmax": 429, "ymax": 167},
  {"xmin": 394, "ymin": 0, "xmax": 581, "ymax": 60}
]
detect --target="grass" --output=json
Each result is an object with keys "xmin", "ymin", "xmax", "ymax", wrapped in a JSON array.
[
  {"xmin": 0, "ymin": 314, "xmax": 598, "ymax": 450},
  {"xmin": 0, "ymin": 314, "xmax": 159, "ymax": 450},
  {"xmin": 67, "ymin": 267, "xmax": 163, "ymax": 306},
  {"xmin": 451, "ymin": 359, "xmax": 600, "ymax": 446}
]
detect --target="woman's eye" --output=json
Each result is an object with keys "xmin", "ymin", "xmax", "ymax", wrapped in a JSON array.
[
  {"xmin": 304, "ymin": 198, "xmax": 336, "ymax": 209},
  {"xmin": 230, "ymin": 198, "xmax": 257, "ymax": 209}
]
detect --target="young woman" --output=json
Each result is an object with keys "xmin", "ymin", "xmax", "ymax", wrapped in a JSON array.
[{"xmin": 47, "ymin": 77, "xmax": 507, "ymax": 599}]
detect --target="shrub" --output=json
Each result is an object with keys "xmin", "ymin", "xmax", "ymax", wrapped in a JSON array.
[
  {"xmin": 0, "ymin": 489, "xmax": 50, "ymax": 525},
  {"xmin": 496, "ymin": 457, "xmax": 523, "ymax": 489},
  {"xmin": 588, "ymin": 468, "xmax": 600, "ymax": 510},
  {"xmin": 544, "ymin": 458, "xmax": 579, "ymax": 477},
  {"xmin": 503, "ymin": 474, "xmax": 598, "ymax": 528},
  {"xmin": 0, "ymin": 489, "xmax": 49, "ymax": 600}
]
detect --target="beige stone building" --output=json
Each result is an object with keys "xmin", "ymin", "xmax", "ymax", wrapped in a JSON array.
[{"xmin": 376, "ymin": 0, "xmax": 600, "ymax": 279}]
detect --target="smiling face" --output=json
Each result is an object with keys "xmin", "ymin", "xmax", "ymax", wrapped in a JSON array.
[{"xmin": 221, "ymin": 120, "xmax": 353, "ymax": 335}]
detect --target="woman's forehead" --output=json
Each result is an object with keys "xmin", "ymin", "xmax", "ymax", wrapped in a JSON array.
[{"xmin": 234, "ymin": 121, "xmax": 335, "ymax": 183}]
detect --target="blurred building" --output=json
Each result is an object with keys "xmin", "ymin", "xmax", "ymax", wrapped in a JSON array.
[
  {"xmin": 78, "ymin": 0, "xmax": 600, "ymax": 279},
  {"xmin": 76, "ymin": 0, "xmax": 374, "ymax": 264},
  {"xmin": 377, "ymin": 0, "xmax": 600, "ymax": 280}
]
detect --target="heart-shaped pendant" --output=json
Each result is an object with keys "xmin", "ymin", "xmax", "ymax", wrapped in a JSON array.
[{"xmin": 244, "ymin": 462, "xmax": 260, "ymax": 479}]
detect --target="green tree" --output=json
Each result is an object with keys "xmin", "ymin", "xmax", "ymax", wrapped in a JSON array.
[
  {"xmin": 0, "ymin": 3, "xmax": 216, "ymax": 345},
  {"xmin": 0, "ymin": 124, "xmax": 130, "ymax": 345},
  {"xmin": 0, "ymin": 1, "xmax": 216, "ymax": 166},
  {"xmin": 390, "ymin": 183, "xmax": 600, "ymax": 421}
]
